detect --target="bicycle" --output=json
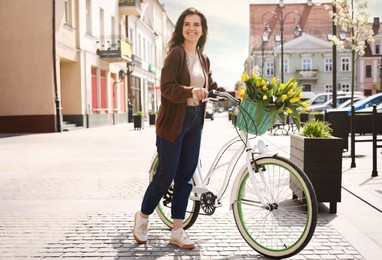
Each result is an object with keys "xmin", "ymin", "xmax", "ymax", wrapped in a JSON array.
[{"xmin": 148, "ymin": 91, "xmax": 318, "ymax": 258}]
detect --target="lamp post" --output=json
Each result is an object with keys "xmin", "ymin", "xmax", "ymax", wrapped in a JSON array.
[
  {"xmin": 119, "ymin": 62, "xmax": 135, "ymax": 122},
  {"xmin": 261, "ymin": 26, "xmax": 271, "ymax": 75},
  {"xmin": 379, "ymin": 57, "xmax": 382, "ymax": 93},
  {"xmin": 262, "ymin": 9, "xmax": 302, "ymax": 82}
]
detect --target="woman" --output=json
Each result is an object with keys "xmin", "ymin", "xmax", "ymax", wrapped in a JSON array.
[{"xmin": 133, "ymin": 7, "xmax": 222, "ymax": 249}]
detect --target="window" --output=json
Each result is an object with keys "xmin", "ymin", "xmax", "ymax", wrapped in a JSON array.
[
  {"xmin": 324, "ymin": 58, "xmax": 332, "ymax": 72},
  {"xmin": 302, "ymin": 84, "xmax": 311, "ymax": 92},
  {"xmin": 302, "ymin": 58, "xmax": 312, "ymax": 70},
  {"xmin": 341, "ymin": 57, "xmax": 350, "ymax": 71},
  {"xmin": 64, "ymin": 0, "xmax": 72, "ymax": 26},
  {"xmin": 283, "ymin": 59, "xmax": 289, "ymax": 73},
  {"xmin": 376, "ymin": 45, "xmax": 380, "ymax": 55},
  {"xmin": 366, "ymin": 65, "xmax": 372, "ymax": 78},
  {"xmin": 266, "ymin": 62, "xmax": 274, "ymax": 76},
  {"xmin": 86, "ymin": 0, "xmax": 92, "ymax": 35},
  {"xmin": 325, "ymin": 84, "xmax": 332, "ymax": 92},
  {"xmin": 341, "ymin": 83, "xmax": 350, "ymax": 92}
]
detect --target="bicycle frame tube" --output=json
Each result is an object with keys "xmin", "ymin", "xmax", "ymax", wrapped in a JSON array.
[
  {"xmin": 190, "ymin": 135, "xmax": 246, "ymax": 203},
  {"xmin": 229, "ymin": 153, "xmax": 276, "ymax": 207}
]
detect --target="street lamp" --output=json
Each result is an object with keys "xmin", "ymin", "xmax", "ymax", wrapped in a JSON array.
[
  {"xmin": 119, "ymin": 61, "xmax": 135, "ymax": 122},
  {"xmin": 262, "ymin": 9, "xmax": 302, "ymax": 82},
  {"xmin": 379, "ymin": 57, "xmax": 382, "ymax": 93},
  {"xmin": 261, "ymin": 26, "xmax": 270, "ymax": 75}
]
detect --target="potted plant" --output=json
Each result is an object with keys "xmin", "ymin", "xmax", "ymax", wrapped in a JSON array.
[
  {"xmin": 290, "ymin": 119, "xmax": 343, "ymax": 213},
  {"xmin": 149, "ymin": 111, "xmax": 157, "ymax": 126},
  {"xmin": 312, "ymin": 111, "xmax": 324, "ymax": 121},
  {"xmin": 299, "ymin": 110, "xmax": 309, "ymax": 126},
  {"xmin": 231, "ymin": 109, "xmax": 238, "ymax": 126},
  {"xmin": 133, "ymin": 111, "xmax": 143, "ymax": 130},
  {"xmin": 237, "ymin": 71, "xmax": 309, "ymax": 135}
]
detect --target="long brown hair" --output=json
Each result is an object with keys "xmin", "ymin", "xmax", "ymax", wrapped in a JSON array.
[{"xmin": 167, "ymin": 7, "xmax": 208, "ymax": 53}]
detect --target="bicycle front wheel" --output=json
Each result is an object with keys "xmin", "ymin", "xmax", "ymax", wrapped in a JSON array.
[
  {"xmin": 149, "ymin": 155, "xmax": 200, "ymax": 230},
  {"xmin": 232, "ymin": 155, "xmax": 318, "ymax": 258}
]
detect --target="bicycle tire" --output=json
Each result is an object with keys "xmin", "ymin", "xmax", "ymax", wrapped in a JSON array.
[
  {"xmin": 149, "ymin": 154, "xmax": 200, "ymax": 230},
  {"xmin": 232, "ymin": 155, "xmax": 318, "ymax": 258}
]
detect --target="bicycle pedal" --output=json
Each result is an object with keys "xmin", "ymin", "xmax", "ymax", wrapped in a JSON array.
[{"xmin": 214, "ymin": 201, "xmax": 222, "ymax": 208}]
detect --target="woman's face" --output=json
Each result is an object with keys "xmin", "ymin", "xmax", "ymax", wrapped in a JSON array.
[{"xmin": 182, "ymin": 14, "xmax": 202, "ymax": 45}]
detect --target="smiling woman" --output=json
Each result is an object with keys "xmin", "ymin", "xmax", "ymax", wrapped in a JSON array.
[{"xmin": 133, "ymin": 7, "xmax": 223, "ymax": 250}]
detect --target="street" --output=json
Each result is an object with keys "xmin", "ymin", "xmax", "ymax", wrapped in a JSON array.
[{"xmin": 0, "ymin": 112, "xmax": 381, "ymax": 259}]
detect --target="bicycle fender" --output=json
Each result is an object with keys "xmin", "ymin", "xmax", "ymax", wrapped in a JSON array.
[{"xmin": 229, "ymin": 153, "xmax": 277, "ymax": 208}]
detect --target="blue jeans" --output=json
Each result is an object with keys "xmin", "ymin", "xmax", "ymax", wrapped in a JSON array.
[{"xmin": 141, "ymin": 105, "xmax": 203, "ymax": 219}]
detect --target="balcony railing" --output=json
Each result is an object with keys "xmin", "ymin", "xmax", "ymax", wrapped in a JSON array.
[
  {"xmin": 96, "ymin": 36, "xmax": 132, "ymax": 62},
  {"xmin": 119, "ymin": 0, "xmax": 142, "ymax": 16},
  {"xmin": 296, "ymin": 69, "xmax": 319, "ymax": 80}
]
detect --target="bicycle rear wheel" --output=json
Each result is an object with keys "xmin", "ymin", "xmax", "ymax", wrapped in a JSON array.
[
  {"xmin": 232, "ymin": 155, "xmax": 317, "ymax": 258},
  {"xmin": 149, "ymin": 155, "xmax": 200, "ymax": 230}
]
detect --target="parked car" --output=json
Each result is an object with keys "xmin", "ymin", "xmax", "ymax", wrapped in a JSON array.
[
  {"xmin": 205, "ymin": 102, "xmax": 215, "ymax": 120},
  {"xmin": 308, "ymin": 96, "xmax": 362, "ymax": 112},
  {"xmin": 301, "ymin": 91, "xmax": 316, "ymax": 102},
  {"xmin": 358, "ymin": 103, "xmax": 382, "ymax": 112},
  {"xmin": 336, "ymin": 96, "xmax": 365, "ymax": 109},
  {"xmin": 326, "ymin": 92, "xmax": 382, "ymax": 115},
  {"xmin": 309, "ymin": 91, "xmax": 363, "ymax": 105}
]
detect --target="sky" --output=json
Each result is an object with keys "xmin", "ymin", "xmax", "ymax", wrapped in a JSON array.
[{"xmin": 158, "ymin": 0, "xmax": 382, "ymax": 90}]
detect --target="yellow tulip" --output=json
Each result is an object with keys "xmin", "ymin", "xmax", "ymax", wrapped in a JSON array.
[
  {"xmin": 263, "ymin": 95, "xmax": 268, "ymax": 101},
  {"xmin": 303, "ymin": 107, "xmax": 310, "ymax": 111},
  {"xmin": 281, "ymin": 94, "xmax": 288, "ymax": 101},
  {"xmin": 285, "ymin": 107, "xmax": 292, "ymax": 114},
  {"xmin": 261, "ymin": 79, "xmax": 266, "ymax": 86},
  {"xmin": 271, "ymin": 77, "xmax": 277, "ymax": 85},
  {"xmin": 241, "ymin": 73, "xmax": 249, "ymax": 82},
  {"xmin": 299, "ymin": 92, "xmax": 303, "ymax": 98},
  {"xmin": 290, "ymin": 97, "xmax": 300, "ymax": 103},
  {"xmin": 256, "ymin": 80, "xmax": 261, "ymax": 87},
  {"xmin": 293, "ymin": 82, "xmax": 298, "ymax": 88},
  {"xmin": 252, "ymin": 71, "xmax": 257, "ymax": 78},
  {"xmin": 279, "ymin": 83, "xmax": 285, "ymax": 90},
  {"xmin": 288, "ymin": 89, "xmax": 294, "ymax": 96},
  {"xmin": 262, "ymin": 86, "xmax": 268, "ymax": 91},
  {"xmin": 301, "ymin": 102, "xmax": 308, "ymax": 108}
]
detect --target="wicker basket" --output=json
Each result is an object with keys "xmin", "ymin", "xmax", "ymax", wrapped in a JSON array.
[{"xmin": 236, "ymin": 99, "xmax": 272, "ymax": 135}]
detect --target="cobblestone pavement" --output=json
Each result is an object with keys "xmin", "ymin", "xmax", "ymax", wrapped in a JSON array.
[
  {"xmin": 0, "ymin": 113, "xmax": 375, "ymax": 259},
  {"xmin": 0, "ymin": 208, "xmax": 363, "ymax": 259}
]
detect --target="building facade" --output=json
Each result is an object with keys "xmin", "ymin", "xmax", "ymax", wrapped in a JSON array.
[
  {"xmin": 0, "ymin": 0, "xmax": 174, "ymax": 133},
  {"xmin": 246, "ymin": 1, "xmax": 353, "ymax": 94},
  {"xmin": 246, "ymin": 1, "xmax": 381, "ymax": 96},
  {"xmin": 358, "ymin": 18, "xmax": 382, "ymax": 96}
]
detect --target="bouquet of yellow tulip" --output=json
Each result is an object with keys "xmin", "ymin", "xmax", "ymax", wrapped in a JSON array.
[{"xmin": 237, "ymin": 71, "xmax": 309, "ymax": 135}]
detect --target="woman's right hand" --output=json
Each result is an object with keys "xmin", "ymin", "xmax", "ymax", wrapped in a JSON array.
[{"xmin": 192, "ymin": 87, "xmax": 209, "ymax": 100}]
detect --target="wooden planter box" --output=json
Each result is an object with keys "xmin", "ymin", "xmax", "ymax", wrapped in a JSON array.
[
  {"xmin": 149, "ymin": 114, "xmax": 156, "ymax": 126},
  {"xmin": 290, "ymin": 134, "xmax": 343, "ymax": 213},
  {"xmin": 300, "ymin": 113, "xmax": 309, "ymax": 125},
  {"xmin": 133, "ymin": 115, "xmax": 143, "ymax": 130}
]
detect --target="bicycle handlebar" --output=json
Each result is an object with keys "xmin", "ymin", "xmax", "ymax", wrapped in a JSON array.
[{"xmin": 204, "ymin": 90, "xmax": 240, "ymax": 105}]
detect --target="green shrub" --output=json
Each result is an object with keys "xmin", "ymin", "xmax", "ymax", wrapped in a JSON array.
[{"xmin": 301, "ymin": 119, "xmax": 333, "ymax": 138}]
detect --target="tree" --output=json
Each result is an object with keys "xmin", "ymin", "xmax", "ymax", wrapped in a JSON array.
[
  {"xmin": 327, "ymin": 0, "xmax": 374, "ymax": 104},
  {"xmin": 327, "ymin": 0, "xmax": 375, "ymax": 168}
]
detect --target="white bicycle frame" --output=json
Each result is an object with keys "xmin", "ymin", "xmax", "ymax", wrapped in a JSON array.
[{"xmin": 189, "ymin": 129, "xmax": 274, "ymax": 210}]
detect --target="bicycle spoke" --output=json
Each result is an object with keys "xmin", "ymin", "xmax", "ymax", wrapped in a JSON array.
[{"xmin": 233, "ymin": 156, "xmax": 317, "ymax": 258}]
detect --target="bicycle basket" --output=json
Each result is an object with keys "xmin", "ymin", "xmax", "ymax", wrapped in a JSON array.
[{"xmin": 236, "ymin": 99, "xmax": 272, "ymax": 136}]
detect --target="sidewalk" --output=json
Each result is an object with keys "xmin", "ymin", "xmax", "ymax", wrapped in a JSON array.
[{"xmin": 0, "ymin": 113, "xmax": 381, "ymax": 259}]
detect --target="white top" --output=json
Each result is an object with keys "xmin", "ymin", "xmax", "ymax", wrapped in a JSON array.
[{"xmin": 186, "ymin": 51, "xmax": 205, "ymax": 89}]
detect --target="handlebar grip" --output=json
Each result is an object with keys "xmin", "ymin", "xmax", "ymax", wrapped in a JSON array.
[{"xmin": 208, "ymin": 90, "xmax": 240, "ymax": 105}]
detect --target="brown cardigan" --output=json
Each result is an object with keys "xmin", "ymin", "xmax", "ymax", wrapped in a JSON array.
[{"xmin": 156, "ymin": 45, "xmax": 219, "ymax": 143}]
